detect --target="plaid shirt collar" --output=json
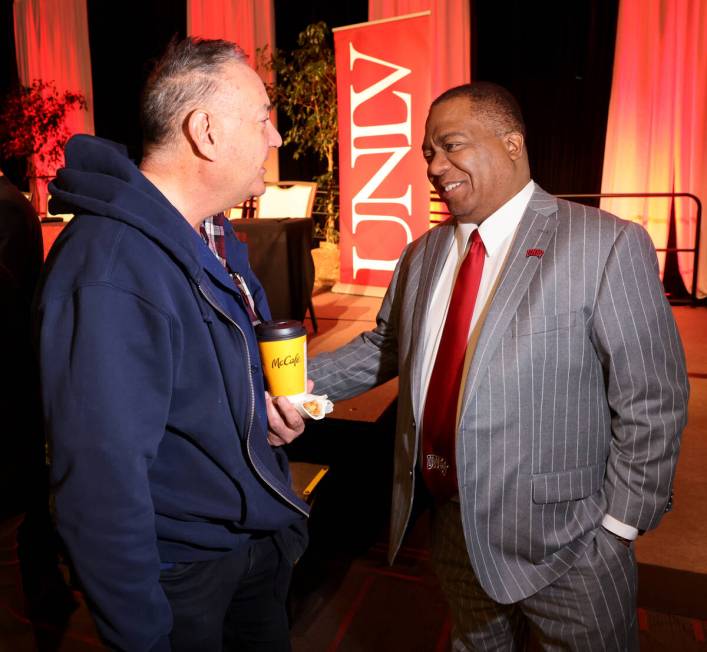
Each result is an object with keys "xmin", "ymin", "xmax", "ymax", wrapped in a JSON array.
[
  {"xmin": 199, "ymin": 212, "xmax": 261, "ymax": 326},
  {"xmin": 200, "ymin": 212, "xmax": 228, "ymax": 267}
]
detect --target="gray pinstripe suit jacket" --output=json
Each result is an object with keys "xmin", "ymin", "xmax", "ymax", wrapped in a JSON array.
[{"xmin": 308, "ymin": 185, "xmax": 689, "ymax": 604}]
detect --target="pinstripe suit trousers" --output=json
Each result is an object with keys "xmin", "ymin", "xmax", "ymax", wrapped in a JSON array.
[{"xmin": 432, "ymin": 501, "xmax": 638, "ymax": 651}]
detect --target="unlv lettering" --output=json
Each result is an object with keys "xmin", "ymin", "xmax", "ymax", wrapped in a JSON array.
[
  {"xmin": 349, "ymin": 43, "xmax": 413, "ymax": 277},
  {"xmin": 334, "ymin": 14, "xmax": 430, "ymax": 288}
]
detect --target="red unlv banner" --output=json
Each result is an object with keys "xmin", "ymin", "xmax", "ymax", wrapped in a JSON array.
[{"xmin": 334, "ymin": 12, "xmax": 431, "ymax": 291}]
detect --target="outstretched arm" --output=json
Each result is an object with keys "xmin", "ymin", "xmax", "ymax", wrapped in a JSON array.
[{"xmin": 308, "ymin": 246, "xmax": 410, "ymax": 402}]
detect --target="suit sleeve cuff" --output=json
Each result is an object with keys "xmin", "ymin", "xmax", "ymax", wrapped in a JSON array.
[{"xmin": 601, "ymin": 514, "xmax": 639, "ymax": 540}]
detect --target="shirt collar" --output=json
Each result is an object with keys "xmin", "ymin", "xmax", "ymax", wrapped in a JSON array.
[
  {"xmin": 454, "ymin": 179, "xmax": 535, "ymax": 257},
  {"xmin": 200, "ymin": 213, "xmax": 228, "ymax": 267}
]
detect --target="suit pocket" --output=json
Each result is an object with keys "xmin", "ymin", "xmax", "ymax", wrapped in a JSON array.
[
  {"xmin": 531, "ymin": 462, "xmax": 604, "ymax": 504},
  {"xmin": 513, "ymin": 311, "xmax": 576, "ymax": 337}
]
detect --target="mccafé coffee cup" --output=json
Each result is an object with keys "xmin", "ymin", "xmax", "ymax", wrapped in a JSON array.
[{"xmin": 255, "ymin": 320, "xmax": 307, "ymax": 398}]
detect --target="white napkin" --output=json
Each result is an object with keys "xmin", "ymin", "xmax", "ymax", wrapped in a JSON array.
[{"xmin": 292, "ymin": 393, "xmax": 334, "ymax": 420}]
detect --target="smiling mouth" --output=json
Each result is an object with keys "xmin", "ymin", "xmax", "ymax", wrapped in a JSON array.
[{"xmin": 439, "ymin": 181, "xmax": 463, "ymax": 197}]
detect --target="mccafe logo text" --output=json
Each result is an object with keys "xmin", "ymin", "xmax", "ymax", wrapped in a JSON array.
[{"xmin": 272, "ymin": 354, "xmax": 301, "ymax": 369}]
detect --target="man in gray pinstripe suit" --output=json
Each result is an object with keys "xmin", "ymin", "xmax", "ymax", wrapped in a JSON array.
[{"xmin": 308, "ymin": 82, "xmax": 689, "ymax": 650}]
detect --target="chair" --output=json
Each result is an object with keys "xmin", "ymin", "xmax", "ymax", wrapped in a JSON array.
[
  {"xmin": 227, "ymin": 197, "xmax": 256, "ymax": 219},
  {"xmin": 255, "ymin": 181, "xmax": 317, "ymax": 218}
]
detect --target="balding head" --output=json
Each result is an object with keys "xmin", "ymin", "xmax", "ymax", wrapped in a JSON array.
[
  {"xmin": 140, "ymin": 37, "xmax": 248, "ymax": 153},
  {"xmin": 138, "ymin": 37, "xmax": 281, "ymax": 228}
]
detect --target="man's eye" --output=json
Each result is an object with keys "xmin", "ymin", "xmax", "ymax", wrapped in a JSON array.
[
  {"xmin": 422, "ymin": 151, "xmax": 433, "ymax": 161},
  {"xmin": 444, "ymin": 143, "xmax": 461, "ymax": 152}
]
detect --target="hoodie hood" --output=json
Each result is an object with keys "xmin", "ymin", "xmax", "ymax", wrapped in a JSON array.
[{"xmin": 49, "ymin": 134, "xmax": 203, "ymax": 281}]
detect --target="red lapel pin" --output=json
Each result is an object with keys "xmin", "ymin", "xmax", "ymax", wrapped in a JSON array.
[{"xmin": 526, "ymin": 248, "xmax": 544, "ymax": 258}]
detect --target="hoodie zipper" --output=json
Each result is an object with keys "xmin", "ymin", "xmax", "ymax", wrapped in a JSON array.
[{"xmin": 197, "ymin": 283, "xmax": 307, "ymax": 517}]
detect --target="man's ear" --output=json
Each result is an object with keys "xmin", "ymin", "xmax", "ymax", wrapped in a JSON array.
[
  {"xmin": 185, "ymin": 109, "xmax": 216, "ymax": 161},
  {"xmin": 504, "ymin": 132, "xmax": 524, "ymax": 161}
]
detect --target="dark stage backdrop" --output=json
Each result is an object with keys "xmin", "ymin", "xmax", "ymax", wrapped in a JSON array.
[
  {"xmin": 273, "ymin": 0, "xmax": 367, "ymax": 182},
  {"xmin": 0, "ymin": 0, "xmax": 19, "ymax": 112},
  {"xmin": 87, "ymin": 0, "xmax": 186, "ymax": 162},
  {"xmin": 0, "ymin": 0, "xmax": 23, "ymax": 186},
  {"xmin": 1, "ymin": 0, "xmax": 618, "ymax": 197},
  {"xmin": 472, "ymin": 1, "xmax": 619, "ymax": 201}
]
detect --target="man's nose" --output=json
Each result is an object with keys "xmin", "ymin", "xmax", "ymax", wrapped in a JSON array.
[
  {"xmin": 427, "ymin": 150, "xmax": 449, "ymax": 179},
  {"xmin": 268, "ymin": 120, "xmax": 283, "ymax": 148}
]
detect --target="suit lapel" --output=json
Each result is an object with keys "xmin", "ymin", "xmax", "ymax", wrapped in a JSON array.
[
  {"xmin": 410, "ymin": 220, "xmax": 454, "ymax": 424},
  {"xmin": 459, "ymin": 186, "xmax": 559, "ymax": 413}
]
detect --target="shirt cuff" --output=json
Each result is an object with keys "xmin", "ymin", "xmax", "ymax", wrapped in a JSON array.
[{"xmin": 601, "ymin": 514, "xmax": 639, "ymax": 540}]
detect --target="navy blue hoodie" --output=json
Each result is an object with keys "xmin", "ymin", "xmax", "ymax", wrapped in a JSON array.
[{"xmin": 37, "ymin": 135, "xmax": 309, "ymax": 651}]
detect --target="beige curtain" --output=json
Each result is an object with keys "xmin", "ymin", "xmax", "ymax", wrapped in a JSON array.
[
  {"xmin": 368, "ymin": 0, "xmax": 470, "ymax": 99},
  {"xmin": 13, "ymin": 0, "xmax": 94, "ymax": 212},
  {"xmin": 187, "ymin": 0, "xmax": 278, "ymax": 180},
  {"xmin": 601, "ymin": 0, "xmax": 707, "ymax": 297}
]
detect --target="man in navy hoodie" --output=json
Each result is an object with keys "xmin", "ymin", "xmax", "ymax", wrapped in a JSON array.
[{"xmin": 36, "ymin": 38, "xmax": 309, "ymax": 651}]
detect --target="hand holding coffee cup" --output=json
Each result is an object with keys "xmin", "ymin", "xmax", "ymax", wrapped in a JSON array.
[{"xmin": 256, "ymin": 320, "xmax": 334, "ymax": 422}]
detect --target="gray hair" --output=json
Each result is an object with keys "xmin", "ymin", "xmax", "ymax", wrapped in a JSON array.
[
  {"xmin": 431, "ymin": 82, "xmax": 526, "ymax": 138},
  {"xmin": 141, "ymin": 36, "xmax": 247, "ymax": 149}
]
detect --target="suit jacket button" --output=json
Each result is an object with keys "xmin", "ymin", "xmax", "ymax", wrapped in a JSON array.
[{"xmin": 665, "ymin": 491, "xmax": 674, "ymax": 512}]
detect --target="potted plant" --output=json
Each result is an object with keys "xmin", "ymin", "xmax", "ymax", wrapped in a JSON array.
[
  {"xmin": 0, "ymin": 80, "xmax": 87, "ymax": 216},
  {"xmin": 259, "ymin": 22, "xmax": 339, "ymax": 245}
]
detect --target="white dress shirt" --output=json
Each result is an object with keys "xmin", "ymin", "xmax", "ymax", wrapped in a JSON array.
[
  {"xmin": 418, "ymin": 179, "xmax": 637, "ymax": 541},
  {"xmin": 420, "ymin": 179, "xmax": 535, "ymax": 411}
]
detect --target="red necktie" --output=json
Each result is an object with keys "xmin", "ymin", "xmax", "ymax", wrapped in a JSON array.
[{"xmin": 422, "ymin": 229, "xmax": 486, "ymax": 500}]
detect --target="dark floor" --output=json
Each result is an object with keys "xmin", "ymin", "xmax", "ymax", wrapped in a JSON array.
[
  {"xmin": 290, "ymin": 516, "xmax": 707, "ymax": 651},
  {"xmin": 2, "ymin": 513, "xmax": 707, "ymax": 651}
]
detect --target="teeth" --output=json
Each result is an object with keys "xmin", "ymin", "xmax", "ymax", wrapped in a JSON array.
[{"xmin": 444, "ymin": 182, "xmax": 461, "ymax": 192}]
